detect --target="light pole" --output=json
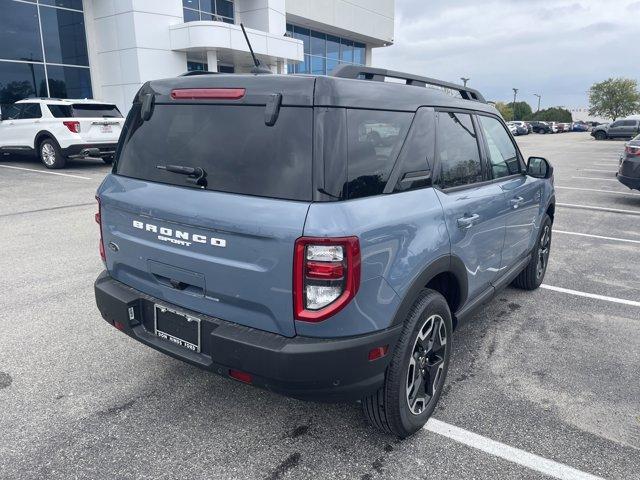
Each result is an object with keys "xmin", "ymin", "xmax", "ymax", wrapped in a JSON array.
[
  {"xmin": 512, "ymin": 88, "xmax": 519, "ymax": 121},
  {"xmin": 534, "ymin": 93, "xmax": 542, "ymax": 112},
  {"xmin": 460, "ymin": 77, "xmax": 470, "ymax": 87}
]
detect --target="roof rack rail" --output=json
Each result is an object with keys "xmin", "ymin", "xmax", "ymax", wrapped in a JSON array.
[
  {"xmin": 179, "ymin": 71, "xmax": 220, "ymax": 77},
  {"xmin": 331, "ymin": 65, "xmax": 486, "ymax": 103}
]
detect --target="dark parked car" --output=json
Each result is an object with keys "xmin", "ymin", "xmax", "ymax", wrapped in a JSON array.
[
  {"xmin": 592, "ymin": 119, "xmax": 640, "ymax": 140},
  {"xmin": 617, "ymin": 134, "xmax": 640, "ymax": 191},
  {"xmin": 530, "ymin": 121, "xmax": 552, "ymax": 134},
  {"xmin": 94, "ymin": 65, "xmax": 555, "ymax": 438}
]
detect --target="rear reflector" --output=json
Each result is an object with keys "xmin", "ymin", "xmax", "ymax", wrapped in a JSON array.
[
  {"xmin": 368, "ymin": 346, "xmax": 389, "ymax": 361},
  {"xmin": 229, "ymin": 369, "xmax": 253, "ymax": 384},
  {"xmin": 114, "ymin": 321, "xmax": 126, "ymax": 331},
  {"xmin": 171, "ymin": 88, "xmax": 246, "ymax": 100}
]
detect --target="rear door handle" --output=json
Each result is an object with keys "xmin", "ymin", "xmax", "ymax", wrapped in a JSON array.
[
  {"xmin": 457, "ymin": 214, "xmax": 480, "ymax": 229},
  {"xmin": 510, "ymin": 196, "xmax": 524, "ymax": 209}
]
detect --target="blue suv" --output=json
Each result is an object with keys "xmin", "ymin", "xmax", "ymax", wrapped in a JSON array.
[{"xmin": 94, "ymin": 66, "xmax": 555, "ymax": 438}]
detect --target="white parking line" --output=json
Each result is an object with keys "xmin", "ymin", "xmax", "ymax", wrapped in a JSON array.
[
  {"xmin": 0, "ymin": 164, "xmax": 92, "ymax": 180},
  {"xmin": 554, "ymin": 229, "xmax": 640, "ymax": 245},
  {"xmin": 571, "ymin": 177, "xmax": 619, "ymax": 182},
  {"xmin": 541, "ymin": 285, "xmax": 640, "ymax": 307},
  {"xmin": 555, "ymin": 186, "xmax": 640, "ymax": 197},
  {"xmin": 557, "ymin": 203, "xmax": 640, "ymax": 215},
  {"xmin": 592, "ymin": 163, "xmax": 619, "ymax": 166},
  {"xmin": 579, "ymin": 169, "xmax": 615, "ymax": 173},
  {"xmin": 426, "ymin": 419, "xmax": 604, "ymax": 480}
]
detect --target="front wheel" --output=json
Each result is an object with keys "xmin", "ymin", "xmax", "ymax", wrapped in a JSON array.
[
  {"xmin": 362, "ymin": 289, "xmax": 453, "ymax": 438},
  {"xmin": 39, "ymin": 139, "xmax": 66, "ymax": 169},
  {"xmin": 102, "ymin": 156, "xmax": 114, "ymax": 165},
  {"xmin": 594, "ymin": 131, "xmax": 607, "ymax": 141},
  {"xmin": 512, "ymin": 214, "xmax": 552, "ymax": 290}
]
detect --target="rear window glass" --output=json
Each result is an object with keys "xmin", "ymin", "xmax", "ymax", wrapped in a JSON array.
[
  {"xmin": 115, "ymin": 104, "xmax": 313, "ymax": 201},
  {"xmin": 71, "ymin": 104, "xmax": 122, "ymax": 118},
  {"xmin": 345, "ymin": 110, "xmax": 413, "ymax": 199},
  {"xmin": 48, "ymin": 104, "xmax": 72, "ymax": 118}
]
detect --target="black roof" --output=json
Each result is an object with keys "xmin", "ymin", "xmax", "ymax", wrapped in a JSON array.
[{"xmin": 139, "ymin": 70, "xmax": 499, "ymax": 116}]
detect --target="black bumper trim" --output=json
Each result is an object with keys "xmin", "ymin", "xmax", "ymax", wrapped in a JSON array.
[
  {"xmin": 94, "ymin": 271, "xmax": 403, "ymax": 402},
  {"xmin": 617, "ymin": 173, "xmax": 640, "ymax": 190},
  {"xmin": 62, "ymin": 143, "xmax": 117, "ymax": 158}
]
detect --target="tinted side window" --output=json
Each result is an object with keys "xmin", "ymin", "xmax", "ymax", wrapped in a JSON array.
[
  {"xmin": 610, "ymin": 122, "xmax": 621, "ymax": 128},
  {"xmin": 20, "ymin": 103, "xmax": 42, "ymax": 119},
  {"xmin": 1, "ymin": 105, "xmax": 22, "ymax": 120},
  {"xmin": 478, "ymin": 115, "xmax": 520, "ymax": 179},
  {"xmin": 48, "ymin": 104, "xmax": 73, "ymax": 118},
  {"xmin": 345, "ymin": 110, "xmax": 413, "ymax": 199},
  {"xmin": 619, "ymin": 120, "xmax": 635, "ymax": 127},
  {"xmin": 436, "ymin": 112, "xmax": 482, "ymax": 189}
]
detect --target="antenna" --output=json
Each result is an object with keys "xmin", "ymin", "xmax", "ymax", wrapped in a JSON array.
[{"xmin": 240, "ymin": 23, "xmax": 272, "ymax": 74}]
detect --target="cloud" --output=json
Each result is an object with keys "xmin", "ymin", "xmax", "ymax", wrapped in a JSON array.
[{"xmin": 373, "ymin": 0, "xmax": 640, "ymax": 110}]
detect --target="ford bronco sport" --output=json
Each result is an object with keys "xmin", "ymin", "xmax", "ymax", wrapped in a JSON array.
[{"xmin": 94, "ymin": 66, "xmax": 555, "ymax": 438}]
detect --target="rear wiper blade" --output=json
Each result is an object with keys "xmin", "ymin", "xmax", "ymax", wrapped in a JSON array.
[{"xmin": 156, "ymin": 164, "xmax": 207, "ymax": 188}]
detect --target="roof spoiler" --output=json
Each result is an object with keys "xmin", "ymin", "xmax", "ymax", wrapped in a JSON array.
[{"xmin": 331, "ymin": 65, "xmax": 486, "ymax": 103}]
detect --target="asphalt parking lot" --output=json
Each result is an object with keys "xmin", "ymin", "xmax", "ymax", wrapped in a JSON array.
[{"xmin": 1, "ymin": 133, "xmax": 639, "ymax": 479}]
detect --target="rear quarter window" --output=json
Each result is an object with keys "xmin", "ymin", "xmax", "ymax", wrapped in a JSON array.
[
  {"xmin": 115, "ymin": 104, "xmax": 313, "ymax": 201},
  {"xmin": 345, "ymin": 110, "xmax": 413, "ymax": 199},
  {"xmin": 72, "ymin": 104, "xmax": 122, "ymax": 118},
  {"xmin": 47, "ymin": 104, "xmax": 72, "ymax": 118}
]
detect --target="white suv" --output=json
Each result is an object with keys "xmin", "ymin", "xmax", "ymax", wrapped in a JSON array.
[{"xmin": 0, "ymin": 98, "xmax": 124, "ymax": 169}]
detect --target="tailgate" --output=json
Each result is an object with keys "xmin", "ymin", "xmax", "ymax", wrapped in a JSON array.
[
  {"xmin": 99, "ymin": 175, "xmax": 309, "ymax": 337},
  {"xmin": 80, "ymin": 119, "xmax": 123, "ymax": 142}
]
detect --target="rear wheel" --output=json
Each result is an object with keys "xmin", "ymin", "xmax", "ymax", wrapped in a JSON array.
[
  {"xmin": 39, "ymin": 138, "xmax": 66, "ymax": 169},
  {"xmin": 512, "ymin": 214, "xmax": 552, "ymax": 290},
  {"xmin": 594, "ymin": 131, "xmax": 607, "ymax": 141},
  {"xmin": 362, "ymin": 289, "xmax": 452, "ymax": 438}
]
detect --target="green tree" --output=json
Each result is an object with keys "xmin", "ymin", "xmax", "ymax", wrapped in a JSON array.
[
  {"xmin": 530, "ymin": 107, "xmax": 573, "ymax": 123},
  {"xmin": 512, "ymin": 101, "xmax": 533, "ymax": 121},
  {"xmin": 494, "ymin": 101, "xmax": 513, "ymax": 120},
  {"xmin": 588, "ymin": 78, "xmax": 640, "ymax": 121}
]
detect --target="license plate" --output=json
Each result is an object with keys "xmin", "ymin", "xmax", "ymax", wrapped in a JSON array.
[
  {"xmin": 100, "ymin": 125, "xmax": 112, "ymax": 133},
  {"xmin": 154, "ymin": 305, "xmax": 201, "ymax": 353}
]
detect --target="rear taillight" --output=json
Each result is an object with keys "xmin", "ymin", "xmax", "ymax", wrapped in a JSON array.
[
  {"xmin": 625, "ymin": 146, "xmax": 640, "ymax": 157},
  {"xmin": 63, "ymin": 121, "xmax": 80, "ymax": 133},
  {"xmin": 95, "ymin": 196, "xmax": 105, "ymax": 262},
  {"xmin": 170, "ymin": 88, "xmax": 246, "ymax": 100},
  {"xmin": 294, "ymin": 237, "xmax": 360, "ymax": 322}
]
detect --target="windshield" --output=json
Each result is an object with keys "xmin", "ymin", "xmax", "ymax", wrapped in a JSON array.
[{"xmin": 115, "ymin": 104, "xmax": 313, "ymax": 201}]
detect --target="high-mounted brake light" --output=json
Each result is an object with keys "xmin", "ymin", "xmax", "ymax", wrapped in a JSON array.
[
  {"xmin": 294, "ymin": 237, "xmax": 361, "ymax": 322},
  {"xmin": 95, "ymin": 196, "xmax": 105, "ymax": 262},
  {"xmin": 170, "ymin": 88, "xmax": 246, "ymax": 100},
  {"xmin": 63, "ymin": 120, "xmax": 80, "ymax": 133}
]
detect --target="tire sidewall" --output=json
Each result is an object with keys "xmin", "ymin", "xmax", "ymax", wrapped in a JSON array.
[
  {"xmin": 534, "ymin": 214, "xmax": 553, "ymax": 284},
  {"xmin": 387, "ymin": 291, "xmax": 453, "ymax": 435}
]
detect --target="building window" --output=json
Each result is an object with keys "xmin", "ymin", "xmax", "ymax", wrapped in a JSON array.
[
  {"xmin": 183, "ymin": 0, "xmax": 235, "ymax": 24},
  {"xmin": 286, "ymin": 24, "xmax": 366, "ymax": 75},
  {"xmin": 186, "ymin": 52, "xmax": 235, "ymax": 74},
  {"xmin": 0, "ymin": 0, "xmax": 91, "ymax": 104}
]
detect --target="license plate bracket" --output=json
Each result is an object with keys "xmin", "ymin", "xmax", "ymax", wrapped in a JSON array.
[
  {"xmin": 154, "ymin": 305, "xmax": 201, "ymax": 353},
  {"xmin": 100, "ymin": 125, "xmax": 112, "ymax": 133}
]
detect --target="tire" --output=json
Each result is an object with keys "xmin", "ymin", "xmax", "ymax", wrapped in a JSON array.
[
  {"xmin": 512, "ymin": 214, "xmax": 552, "ymax": 290},
  {"xmin": 102, "ymin": 156, "xmax": 114, "ymax": 165},
  {"xmin": 39, "ymin": 138, "xmax": 66, "ymax": 169},
  {"xmin": 594, "ymin": 131, "xmax": 607, "ymax": 141},
  {"xmin": 362, "ymin": 289, "xmax": 453, "ymax": 438}
]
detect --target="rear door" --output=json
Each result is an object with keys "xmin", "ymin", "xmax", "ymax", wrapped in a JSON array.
[
  {"xmin": 71, "ymin": 103, "xmax": 123, "ymax": 143},
  {"xmin": 434, "ymin": 111, "xmax": 506, "ymax": 302},
  {"xmin": 15, "ymin": 103, "xmax": 42, "ymax": 148},
  {"xmin": 99, "ymin": 97, "xmax": 314, "ymax": 338},
  {"xmin": 477, "ymin": 114, "xmax": 542, "ymax": 270}
]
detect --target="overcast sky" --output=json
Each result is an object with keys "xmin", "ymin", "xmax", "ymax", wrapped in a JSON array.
[{"xmin": 373, "ymin": 0, "xmax": 640, "ymax": 111}]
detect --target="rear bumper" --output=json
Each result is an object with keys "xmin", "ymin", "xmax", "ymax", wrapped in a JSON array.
[
  {"xmin": 62, "ymin": 143, "xmax": 117, "ymax": 159},
  {"xmin": 617, "ymin": 173, "xmax": 640, "ymax": 190},
  {"xmin": 94, "ymin": 271, "xmax": 402, "ymax": 402}
]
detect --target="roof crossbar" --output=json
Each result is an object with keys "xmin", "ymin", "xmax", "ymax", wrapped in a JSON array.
[{"xmin": 331, "ymin": 65, "xmax": 486, "ymax": 103}]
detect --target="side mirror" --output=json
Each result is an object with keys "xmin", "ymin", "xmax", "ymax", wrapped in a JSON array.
[{"xmin": 527, "ymin": 156, "xmax": 553, "ymax": 179}]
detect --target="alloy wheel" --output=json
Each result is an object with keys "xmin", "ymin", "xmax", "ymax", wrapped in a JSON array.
[
  {"xmin": 406, "ymin": 314, "xmax": 447, "ymax": 415},
  {"xmin": 537, "ymin": 225, "xmax": 551, "ymax": 278},
  {"xmin": 41, "ymin": 143, "xmax": 56, "ymax": 166}
]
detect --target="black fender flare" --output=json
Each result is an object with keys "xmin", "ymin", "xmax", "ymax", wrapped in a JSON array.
[
  {"xmin": 390, "ymin": 255, "xmax": 468, "ymax": 329},
  {"xmin": 34, "ymin": 130, "xmax": 59, "ymax": 150}
]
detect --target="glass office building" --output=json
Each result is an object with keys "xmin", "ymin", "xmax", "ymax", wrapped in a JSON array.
[
  {"xmin": 0, "ymin": 0, "xmax": 91, "ymax": 104},
  {"xmin": 286, "ymin": 24, "xmax": 366, "ymax": 75}
]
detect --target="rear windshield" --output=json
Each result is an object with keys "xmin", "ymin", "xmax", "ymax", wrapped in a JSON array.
[
  {"xmin": 115, "ymin": 104, "xmax": 313, "ymax": 201},
  {"xmin": 71, "ymin": 104, "xmax": 122, "ymax": 118}
]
